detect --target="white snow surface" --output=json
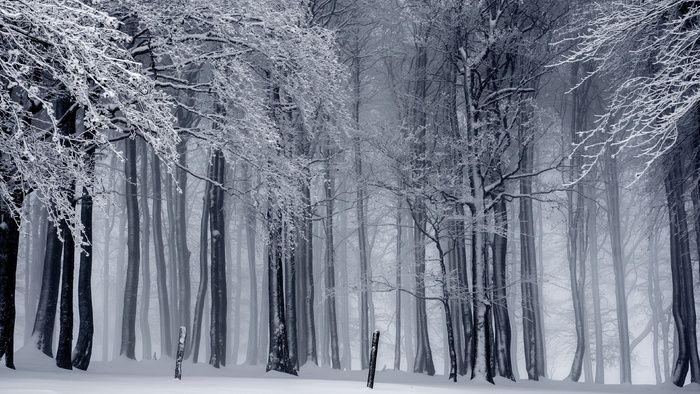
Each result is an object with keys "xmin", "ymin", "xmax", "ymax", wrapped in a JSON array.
[{"xmin": 0, "ymin": 348, "xmax": 694, "ymax": 394}]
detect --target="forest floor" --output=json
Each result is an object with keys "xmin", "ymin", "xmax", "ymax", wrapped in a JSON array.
[{"xmin": 0, "ymin": 349, "xmax": 694, "ymax": 394}]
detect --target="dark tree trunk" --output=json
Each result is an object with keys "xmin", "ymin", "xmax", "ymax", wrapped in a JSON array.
[
  {"xmin": 492, "ymin": 198, "xmax": 513, "ymax": 380},
  {"xmin": 209, "ymin": 150, "xmax": 227, "ymax": 368},
  {"xmin": 56, "ymin": 184, "xmax": 76, "ymax": 370},
  {"xmin": 665, "ymin": 156, "xmax": 700, "ymax": 386},
  {"xmin": 518, "ymin": 134, "xmax": 545, "ymax": 380},
  {"xmin": 72, "ymin": 185, "xmax": 94, "ymax": 370},
  {"xmin": 151, "ymin": 153, "xmax": 172, "ymax": 357},
  {"xmin": 32, "ymin": 209, "xmax": 62, "ymax": 357},
  {"xmin": 120, "ymin": 136, "xmax": 140, "ymax": 359},
  {"xmin": 265, "ymin": 203, "xmax": 296, "ymax": 375},
  {"xmin": 0, "ymin": 192, "xmax": 23, "ymax": 369},
  {"xmin": 73, "ymin": 108, "xmax": 95, "ymax": 370}
]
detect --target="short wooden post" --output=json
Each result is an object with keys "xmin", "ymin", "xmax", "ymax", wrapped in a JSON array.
[
  {"xmin": 366, "ymin": 330, "xmax": 380, "ymax": 388},
  {"xmin": 174, "ymin": 326, "xmax": 187, "ymax": 380}
]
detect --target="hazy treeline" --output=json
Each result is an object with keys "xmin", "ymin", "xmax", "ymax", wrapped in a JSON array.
[{"xmin": 0, "ymin": 0, "xmax": 699, "ymax": 388}]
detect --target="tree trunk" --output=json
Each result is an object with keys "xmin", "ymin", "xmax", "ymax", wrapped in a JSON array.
[
  {"xmin": 602, "ymin": 154, "xmax": 632, "ymax": 383},
  {"xmin": 394, "ymin": 199, "xmax": 402, "ymax": 371},
  {"xmin": 0, "ymin": 192, "xmax": 23, "ymax": 369},
  {"xmin": 151, "ymin": 153, "xmax": 172, "ymax": 358},
  {"xmin": 120, "ymin": 136, "xmax": 140, "ymax": 360},
  {"xmin": 165, "ymin": 172, "xmax": 179, "ymax": 348},
  {"xmin": 665, "ymin": 156, "xmax": 700, "ymax": 386},
  {"xmin": 32, "ymin": 207, "xmax": 63, "ymax": 357},
  {"xmin": 302, "ymin": 180, "xmax": 317, "ymax": 365},
  {"xmin": 209, "ymin": 150, "xmax": 227, "ymax": 368},
  {"xmin": 241, "ymin": 163, "xmax": 259, "ymax": 365},
  {"xmin": 586, "ymin": 185, "xmax": 604, "ymax": 383},
  {"xmin": 265, "ymin": 203, "xmax": 296, "ymax": 375},
  {"xmin": 175, "ymin": 140, "xmax": 191, "ymax": 343},
  {"xmin": 492, "ymin": 198, "xmax": 513, "ymax": 380},
  {"xmin": 323, "ymin": 149, "xmax": 340, "ymax": 370},
  {"xmin": 190, "ymin": 159, "xmax": 211, "ymax": 362},
  {"xmin": 56, "ymin": 184, "xmax": 76, "ymax": 370},
  {"xmin": 138, "ymin": 142, "xmax": 152, "ymax": 360},
  {"xmin": 285, "ymin": 214, "xmax": 298, "ymax": 369}
]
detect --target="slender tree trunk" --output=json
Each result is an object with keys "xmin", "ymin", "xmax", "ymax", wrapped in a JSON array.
[
  {"xmin": 28, "ymin": 199, "xmax": 47, "ymax": 345},
  {"xmin": 102, "ymin": 185, "xmax": 114, "ymax": 362},
  {"xmin": 32, "ymin": 210, "xmax": 62, "ymax": 357},
  {"xmin": 190, "ymin": 159, "xmax": 211, "ymax": 362},
  {"xmin": 139, "ymin": 141, "xmax": 152, "ymax": 360},
  {"xmin": 323, "ymin": 149, "xmax": 341, "ymax": 369},
  {"xmin": 351, "ymin": 36, "xmax": 371, "ymax": 369},
  {"xmin": 302, "ymin": 181, "xmax": 317, "ymax": 365},
  {"xmin": 113, "ymin": 202, "xmax": 126, "ymax": 357},
  {"xmin": 394, "ymin": 199, "xmax": 402, "ymax": 371},
  {"xmin": 285, "ymin": 215, "xmax": 298, "ymax": 370},
  {"xmin": 151, "ymin": 153, "xmax": 172, "ymax": 358},
  {"xmin": 231, "ymin": 204, "xmax": 243, "ymax": 364},
  {"xmin": 0, "ymin": 192, "xmax": 23, "ymax": 369},
  {"xmin": 209, "ymin": 150, "xmax": 227, "ymax": 368},
  {"xmin": 586, "ymin": 186, "xmax": 604, "ymax": 383},
  {"xmin": 165, "ymin": 173, "xmax": 179, "ymax": 348},
  {"xmin": 175, "ymin": 140, "xmax": 191, "ymax": 342},
  {"xmin": 602, "ymin": 155, "xmax": 632, "ymax": 383},
  {"xmin": 73, "ymin": 128, "xmax": 95, "ymax": 369},
  {"xmin": 120, "ymin": 136, "xmax": 140, "ymax": 360},
  {"xmin": 56, "ymin": 184, "xmax": 76, "ymax": 370},
  {"xmin": 22, "ymin": 201, "xmax": 32, "ymax": 344},
  {"xmin": 338, "ymin": 199, "xmax": 351, "ymax": 370},
  {"xmin": 242, "ymin": 164, "xmax": 259, "ymax": 365},
  {"xmin": 649, "ymin": 231, "xmax": 662, "ymax": 384}
]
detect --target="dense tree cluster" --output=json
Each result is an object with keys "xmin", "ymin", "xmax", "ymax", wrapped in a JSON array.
[{"xmin": 0, "ymin": 0, "xmax": 699, "ymax": 389}]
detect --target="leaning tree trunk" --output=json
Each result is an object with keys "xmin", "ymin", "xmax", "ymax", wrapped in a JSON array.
[
  {"xmin": 602, "ymin": 154, "xmax": 632, "ymax": 383},
  {"xmin": 0, "ymin": 191, "xmax": 23, "ymax": 369},
  {"xmin": 151, "ymin": 153, "xmax": 172, "ymax": 358},
  {"xmin": 120, "ymin": 136, "xmax": 140, "ymax": 360},
  {"xmin": 209, "ymin": 150, "xmax": 227, "ymax": 368}
]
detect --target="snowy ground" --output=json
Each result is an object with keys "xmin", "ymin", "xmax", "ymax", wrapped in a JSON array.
[{"xmin": 0, "ymin": 349, "xmax": 694, "ymax": 394}]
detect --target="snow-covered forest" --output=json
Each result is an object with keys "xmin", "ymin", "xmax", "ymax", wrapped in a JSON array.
[{"xmin": 1, "ymin": 0, "xmax": 699, "ymax": 393}]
